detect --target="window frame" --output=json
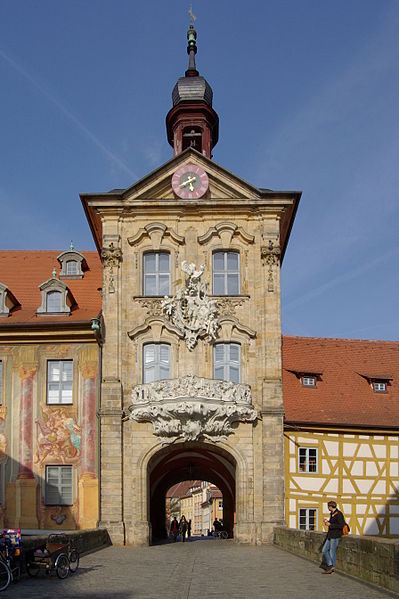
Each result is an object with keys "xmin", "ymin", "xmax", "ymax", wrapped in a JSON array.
[
  {"xmin": 372, "ymin": 381, "xmax": 387, "ymax": 393},
  {"xmin": 143, "ymin": 343, "xmax": 171, "ymax": 383},
  {"xmin": 298, "ymin": 446, "xmax": 319, "ymax": 474},
  {"xmin": 299, "ymin": 507, "xmax": 318, "ymax": 531},
  {"xmin": 213, "ymin": 342, "xmax": 241, "ymax": 383},
  {"xmin": 46, "ymin": 290, "xmax": 63, "ymax": 313},
  {"xmin": 46, "ymin": 360, "xmax": 73, "ymax": 405},
  {"xmin": 212, "ymin": 250, "xmax": 240, "ymax": 296},
  {"xmin": 143, "ymin": 251, "xmax": 171, "ymax": 296},
  {"xmin": 45, "ymin": 465, "xmax": 73, "ymax": 506},
  {"xmin": 301, "ymin": 376, "xmax": 316, "ymax": 388}
]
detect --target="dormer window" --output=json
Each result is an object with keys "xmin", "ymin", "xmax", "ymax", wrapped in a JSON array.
[
  {"xmin": 37, "ymin": 273, "xmax": 75, "ymax": 316},
  {"xmin": 66, "ymin": 260, "xmax": 79, "ymax": 275},
  {"xmin": 0, "ymin": 282, "xmax": 19, "ymax": 317},
  {"xmin": 359, "ymin": 372, "xmax": 392, "ymax": 394},
  {"xmin": 57, "ymin": 246, "xmax": 86, "ymax": 279},
  {"xmin": 302, "ymin": 376, "xmax": 316, "ymax": 388},
  {"xmin": 373, "ymin": 381, "xmax": 387, "ymax": 393},
  {"xmin": 46, "ymin": 290, "xmax": 62, "ymax": 313}
]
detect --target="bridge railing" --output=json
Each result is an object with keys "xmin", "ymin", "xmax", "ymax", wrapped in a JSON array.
[{"xmin": 274, "ymin": 525, "xmax": 399, "ymax": 595}]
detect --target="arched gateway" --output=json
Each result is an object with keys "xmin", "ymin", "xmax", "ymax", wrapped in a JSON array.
[
  {"xmin": 82, "ymin": 22, "xmax": 299, "ymax": 546},
  {"xmin": 148, "ymin": 443, "xmax": 236, "ymax": 541}
]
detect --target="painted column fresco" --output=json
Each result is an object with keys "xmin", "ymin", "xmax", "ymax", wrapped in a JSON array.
[
  {"xmin": 18, "ymin": 367, "xmax": 36, "ymax": 479},
  {"xmin": 78, "ymin": 346, "xmax": 99, "ymax": 528},
  {"xmin": 10, "ymin": 347, "xmax": 39, "ymax": 528}
]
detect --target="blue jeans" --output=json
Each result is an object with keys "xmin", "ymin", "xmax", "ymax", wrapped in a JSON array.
[{"xmin": 322, "ymin": 537, "xmax": 340, "ymax": 567}]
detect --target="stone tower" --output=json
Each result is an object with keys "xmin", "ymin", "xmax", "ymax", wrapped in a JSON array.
[{"xmin": 81, "ymin": 21, "xmax": 300, "ymax": 545}]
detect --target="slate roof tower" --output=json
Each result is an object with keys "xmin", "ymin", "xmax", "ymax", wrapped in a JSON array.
[{"xmin": 166, "ymin": 22, "xmax": 219, "ymax": 158}]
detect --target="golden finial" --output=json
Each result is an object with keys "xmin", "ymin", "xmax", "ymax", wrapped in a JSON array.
[{"xmin": 189, "ymin": 5, "xmax": 196, "ymax": 25}]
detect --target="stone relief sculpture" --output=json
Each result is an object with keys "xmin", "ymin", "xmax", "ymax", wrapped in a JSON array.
[
  {"xmin": 162, "ymin": 261, "xmax": 220, "ymax": 350},
  {"xmin": 127, "ymin": 375, "xmax": 257, "ymax": 444}
]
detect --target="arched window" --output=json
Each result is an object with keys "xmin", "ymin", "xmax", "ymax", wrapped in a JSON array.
[
  {"xmin": 212, "ymin": 251, "xmax": 240, "ymax": 295},
  {"xmin": 46, "ymin": 290, "xmax": 62, "ymax": 313},
  {"xmin": 143, "ymin": 343, "xmax": 171, "ymax": 383},
  {"xmin": 143, "ymin": 252, "xmax": 170, "ymax": 296},
  {"xmin": 213, "ymin": 343, "xmax": 241, "ymax": 383},
  {"xmin": 66, "ymin": 260, "xmax": 79, "ymax": 275}
]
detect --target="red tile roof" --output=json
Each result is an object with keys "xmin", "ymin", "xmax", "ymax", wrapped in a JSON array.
[
  {"xmin": 166, "ymin": 481, "xmax": 201, "ymax": 499},
  {"xmin": 283, "ymin": 336, "xmax": 399, "ymax": 429},
  {"xmin": 0, "ymin": 250, "xmax": 102, "ymax": 324}
]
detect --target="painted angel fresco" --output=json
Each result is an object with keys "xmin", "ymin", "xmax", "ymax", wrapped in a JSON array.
[{"xmin": 35, "ymin": 406, "xmax": 81, "ymax": 466}]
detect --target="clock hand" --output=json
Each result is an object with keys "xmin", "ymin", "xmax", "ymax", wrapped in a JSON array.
[{"xmin": 180, "ymin": 175, "xmax": 196, "ymax": 188}]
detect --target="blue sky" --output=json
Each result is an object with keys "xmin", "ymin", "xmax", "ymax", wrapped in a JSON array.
[{"xmin": 0, "ymin": 1, "xmax": 398, "ymax": 341}]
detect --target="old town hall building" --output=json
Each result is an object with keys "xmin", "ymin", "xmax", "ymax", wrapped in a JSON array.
[{"xmin": 0, "ymin": 24, "xmax": 399, "ymax": 544}]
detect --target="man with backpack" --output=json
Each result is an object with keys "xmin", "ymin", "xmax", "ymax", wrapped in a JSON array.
[{"xmin": 322, "ymin": 500, "xmax": 348, "ymax": 573}]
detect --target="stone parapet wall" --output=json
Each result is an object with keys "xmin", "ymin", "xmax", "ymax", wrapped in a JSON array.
[
  {"xmin": 22, "ymin": 528, "xmax": 112, "ymax": 557},
  {"xmin": 274, "ymin": 525, "xmax": 399, "ymax": 594}
]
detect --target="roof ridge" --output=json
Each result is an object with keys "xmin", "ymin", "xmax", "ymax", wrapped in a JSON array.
[{"xmin": 282, "ymin": 334, "xmax": 398, "ymax": 345}]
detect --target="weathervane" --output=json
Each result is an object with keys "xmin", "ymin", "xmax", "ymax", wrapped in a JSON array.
[{"xmin": 189, "ymin": 5, "xmax": 196, "ymax": 25}]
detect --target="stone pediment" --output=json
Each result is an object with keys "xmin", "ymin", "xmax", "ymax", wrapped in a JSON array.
[
  {"xmin": 127, "ymin": 375, "xmax": 257, "ymax": 444},
  {"xmin": 120, "ymin": 149, "xmax": 263, "ymax": 204}
]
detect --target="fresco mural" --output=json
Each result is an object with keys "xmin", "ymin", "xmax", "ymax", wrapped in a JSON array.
[{"xmin": 35, "ymin": 406, "xmax": 81, "ymax": 466}]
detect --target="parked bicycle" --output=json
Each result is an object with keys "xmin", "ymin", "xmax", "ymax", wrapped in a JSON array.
[
  {"xmin": 0, "ymin": 529, "xmax": 22, "ymax": 592},
  {"xmin": 214, "ymin": 530, "xmax": 228, "ymax": 539}
]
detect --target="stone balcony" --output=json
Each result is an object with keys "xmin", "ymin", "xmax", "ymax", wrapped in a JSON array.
[{"xmin": 127, "ymin": 375, "xmax": 257, "ymax": 444}]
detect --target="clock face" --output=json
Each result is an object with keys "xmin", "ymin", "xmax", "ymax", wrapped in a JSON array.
[{"xmin": 171, "ymin": 163, "xmax": 209, "ymax": 199}]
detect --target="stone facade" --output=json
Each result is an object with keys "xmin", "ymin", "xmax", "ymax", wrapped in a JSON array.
[{"xmin": 83, "ymin": 149, "xmax": 298, "ymax": 545}]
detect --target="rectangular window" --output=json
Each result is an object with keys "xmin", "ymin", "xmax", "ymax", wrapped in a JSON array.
[
  {"xmin": 0, "ymin": 360, "xmax": 2, "ymax": 405},
  {"xmin": 213, "ymin": 343, "xmax": 241, "ymax": 383},
  {"xmin": 143, "ymin": 344, "xmax": 171, "ymax": 383},
  {"xmin": 298, "ymin": 447, "xmax": 318, "ymax": 473},
  {"xmin": 373, "ymin": 381, "xmax": 387, "ymax": 393},
  {"xmin": 46, "ymin": 291, "xmax": 62, "ymax": 312},
  {"xmin": 212, "ymin": 251, "xmax": 240, "ymax": 295},
  {"xmin": 299, "ymin": 508, "xmax": 318, "ymax": 531},
  {"xmin": 45, "ymin": 465, "xmax": 73, "ymax": 505},
  {"xmin": 143, "ymin": 252, "xmax": 170, "ymax": 296},
  {"xmin": 47, "ymin": 360, "xmax": 73, "ymax": 404},
  {"xmin": 302, "ymin": 376, "xmax": 316, "ymax": 387},
  {"xmin": 218, "ymin": 500, "xmax": 223, "ymax": 509}
]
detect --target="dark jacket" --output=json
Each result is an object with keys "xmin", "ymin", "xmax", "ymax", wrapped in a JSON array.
[{"xmin": 327, "ymin": 509, "xmax": 345, "ymax": 539}]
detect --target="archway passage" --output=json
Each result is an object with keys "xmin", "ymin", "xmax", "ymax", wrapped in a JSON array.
[{"xmin": 148, "ymin": 442, "xmax": 236, "ymax": 542}]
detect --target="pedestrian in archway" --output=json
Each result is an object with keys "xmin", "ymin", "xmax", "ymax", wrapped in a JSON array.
[
  {"xmin": 187, "ymin": 519, "xmax": 192, "ymax": 541},
  {"xmin": 322, "ymin": 500, "xmax": 345, "ymax": 573},
  {"xmin": 170, "ymin": 517, "xmax": 179, "ymax": 542},
  {"xmin": 179, "ymin": 515, "xmax": 188, "ymax": 542}
]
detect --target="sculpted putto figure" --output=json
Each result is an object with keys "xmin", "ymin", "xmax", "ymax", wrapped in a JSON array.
[{"xmin": 162, "ymin": 261, "xmax": 219, "ymax": 350}]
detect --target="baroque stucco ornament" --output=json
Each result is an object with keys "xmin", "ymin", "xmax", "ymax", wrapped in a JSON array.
[
  {"xmin": 127, "ymin": 375, "xmax": 257, "ymax": 444},
  {"xmin": 162, "ymin": 261, "xmax": 219, "ymax": 350}
]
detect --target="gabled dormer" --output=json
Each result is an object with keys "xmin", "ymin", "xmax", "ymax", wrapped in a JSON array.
[
  {"xmin": 57, "ymin": 244, "xmax": 86, "ymax": 279},
  {"xmin": 37, "ymin": 270, "xmax": 76, "ymax": 316},
  {"xmin": 0, "ymin": 282, "xmax": 20, "ymax": 317}
]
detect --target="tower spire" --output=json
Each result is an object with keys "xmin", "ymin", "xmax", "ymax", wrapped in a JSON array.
[
  {"xmin": 186, "ymin": 13, "xmax": 198, "ymax": 77},
  {"xmin": 166, "ymin": 15, "xmax": 219, "ymax": 158}
]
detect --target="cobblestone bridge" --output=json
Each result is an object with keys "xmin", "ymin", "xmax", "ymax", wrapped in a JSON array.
[{"xmin": 10, "ymin": 539, "xmax": 395, "ymax": 598}]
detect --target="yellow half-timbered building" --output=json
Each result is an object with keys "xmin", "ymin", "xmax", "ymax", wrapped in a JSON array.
[{"xmin": 283, "ymin": 336, "xmax": 399, "ymax": 537}]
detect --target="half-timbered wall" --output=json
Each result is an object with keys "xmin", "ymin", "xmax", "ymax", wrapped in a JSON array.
[{"xmin": 285, "ymin": 430, "xmax": 399, "ymax": 537}]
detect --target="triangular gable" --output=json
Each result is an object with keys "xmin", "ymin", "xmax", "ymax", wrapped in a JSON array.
[{"xmin": 120, "ymin": 148, "xmax": 263, "ymax": 203}]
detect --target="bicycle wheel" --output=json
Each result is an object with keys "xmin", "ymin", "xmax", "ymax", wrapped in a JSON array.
[
  {"xmin": 26, "ymin": 561, "xmax": 40, "ymax": 577},
  {"xmin": 0, "ymin": 560, "xmax": 11, "ymax": 591},
  {"xmin": 221, "ymin": 530, "xmax": 228, "ymax": 539},
  {"xmin": 55, "ymin": 554, "xmax": 69, "ymax": 579},
  {"xmin": 68, "ymin": 550, "xmax": 79, "ymax": 573}
]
